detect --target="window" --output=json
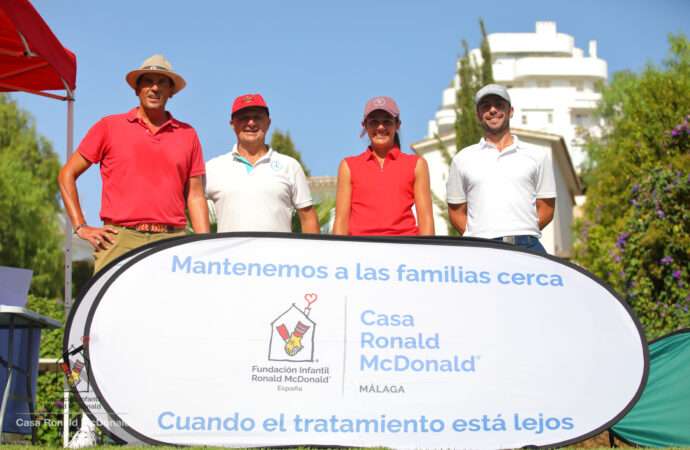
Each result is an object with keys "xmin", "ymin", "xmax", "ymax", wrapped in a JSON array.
[
  {"xmin": 574, "ymin": 113, "xmax": 585, "ymax": 125},
  {"xmin": 522, "ymin": 109, "xmax": 553, "ymax": 129},
  {"xmin": 537, "ymin": 80, "xmax": 551, "ymax": 88}
]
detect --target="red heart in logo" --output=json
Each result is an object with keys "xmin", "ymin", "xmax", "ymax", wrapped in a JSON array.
[{"xmin": 304, "ymin": 293, "xmax": 318, "ymax": 305}]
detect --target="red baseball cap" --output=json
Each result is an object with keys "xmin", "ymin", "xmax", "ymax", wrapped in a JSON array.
[{"xmin": 231, "ymin": 93, "xmax": 269, "ymax": 116}]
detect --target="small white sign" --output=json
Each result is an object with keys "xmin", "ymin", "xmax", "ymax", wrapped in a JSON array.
[{"xmin": 0, "ymin": 265, "xmax": 32, "ymax": 307}]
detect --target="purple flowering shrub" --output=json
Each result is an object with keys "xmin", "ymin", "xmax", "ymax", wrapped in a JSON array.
[
  {"xmin": 670, "ymin": 114, "xmax": 690, "ymax": 138},
  {"xmin": 575, "ymin": 35, "xmax": 690, "ymax": 338},
  {"xmin": 610, "ymin": 165, "xmax": 689, "ymax": 337}
]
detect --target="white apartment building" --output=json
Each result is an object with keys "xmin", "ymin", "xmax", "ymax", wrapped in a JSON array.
[{"xmin": 412, "ymin": 21, "xmax": 605, "ymax": 254}]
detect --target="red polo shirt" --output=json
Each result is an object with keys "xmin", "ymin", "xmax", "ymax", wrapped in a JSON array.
[
  {"xmin": 345, "ymin": 146, "xmax": 420, "ymax": 236},
  {"xmin": 77, "ymin": 108, "xmax": 205, "ymax": 227}
]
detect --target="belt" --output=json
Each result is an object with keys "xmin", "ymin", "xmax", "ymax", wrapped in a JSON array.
[
  {"xmin": 106, "ymin": 222, "xmax": 184, "ymax": 234},
  {"xmin": 493, "ymin": 235, "xmax": 538, "ymax": 245}
]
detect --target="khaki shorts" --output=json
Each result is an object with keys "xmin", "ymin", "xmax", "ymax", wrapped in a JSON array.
[{"xmin": 93, "ymin": 226, "xmax": 187, "ymax": 273}]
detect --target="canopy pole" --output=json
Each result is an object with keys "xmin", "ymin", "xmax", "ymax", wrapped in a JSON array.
[
  {"xmin": 63, "ymin": 97, "xmax": 74, "ymax": 314},
  {"xmin": 62, "ymin": 97, "xmax": 74, "ymax": 448}
]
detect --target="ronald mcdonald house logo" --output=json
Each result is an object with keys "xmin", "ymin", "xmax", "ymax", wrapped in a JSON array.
[
  {"xmin": 252, "ymin": 293, "xmax": 331, "ymax": 388},
  {"xmin": 61, "ymin": 339, "xmax": 91, "ymax": 393},
  {"xmin": 268, "ymin": 293, "xmax": 318, "ymax": 362}
]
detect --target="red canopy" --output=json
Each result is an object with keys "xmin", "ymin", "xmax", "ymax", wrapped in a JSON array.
[{"xmin": 0, "ymin": 0, "xmax": 76, "ymax": 99}]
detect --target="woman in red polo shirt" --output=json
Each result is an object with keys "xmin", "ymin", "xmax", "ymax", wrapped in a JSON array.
[{"xmin": 333, "ymin": 96, "xmax": 434, "ymax": 236}]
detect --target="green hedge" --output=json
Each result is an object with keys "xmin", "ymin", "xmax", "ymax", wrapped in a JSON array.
[{"xmin": 26, "ymin": 295, "xmax": 78, "ymax": 446}]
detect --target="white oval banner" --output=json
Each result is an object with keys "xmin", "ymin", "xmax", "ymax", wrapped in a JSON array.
[
  {"xmin": 70, "ymin": 234, "xmax": 648, "ymax": 448},
  {"xmin": 63, "ymin": 244, "xmax": 160, "ymax": 444}
]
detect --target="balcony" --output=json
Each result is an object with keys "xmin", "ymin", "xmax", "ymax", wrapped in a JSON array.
[
  {"xmin": 489, "ymin": 33, "xmax": 574, "ymax": 56},
  {"xmin": 571, "ymin": 91, "xmax": 602, "ymax": 110},
  {"xmin": 514, "ymin": 57, "xmax": 607, "ymax": 79}
]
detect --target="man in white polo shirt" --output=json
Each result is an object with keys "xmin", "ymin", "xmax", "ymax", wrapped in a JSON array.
[
  {"xmin": 446, "ymin": 84, "xmax": 556, "ymax": 253},
  {"xmin": 206, "ymin": 93, "xmax": 319, "ymax": 233}
]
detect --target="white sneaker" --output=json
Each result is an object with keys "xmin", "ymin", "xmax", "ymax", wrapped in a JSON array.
[{"xmin": 67, "ymin": 429, "xmax": 98, "ymax": 448}]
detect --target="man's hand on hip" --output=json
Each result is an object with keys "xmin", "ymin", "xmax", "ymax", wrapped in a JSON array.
[{"xmin": 76, "ymin": 225, "xmax": 119, "ymax": 251}]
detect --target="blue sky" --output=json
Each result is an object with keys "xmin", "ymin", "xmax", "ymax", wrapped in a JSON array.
[{"xmin": 13, "ymin": 0, "xmax": 689, "ymax": 226}]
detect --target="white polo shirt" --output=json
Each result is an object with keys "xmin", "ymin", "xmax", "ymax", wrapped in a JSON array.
[
  {"xmin": 205, "ymin": 146, "xmax": 313, "ymax": 232},
  {"xmin": 446, "ymin": 136, "xmax": 556, "ymax": 238}
]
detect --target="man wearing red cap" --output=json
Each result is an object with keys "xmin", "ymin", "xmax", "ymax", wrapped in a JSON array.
[
  {"xmin": 58, "ymin": 55, "xmax": 210, "ymax": 446},
  {"xmin": 206, "ymin": 94, "xmax": 318, "ymax": 233}
]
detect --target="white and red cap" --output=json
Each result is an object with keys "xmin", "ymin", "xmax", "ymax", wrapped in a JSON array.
[{"xmin": 362, "ymin": 96, "xmax": 400, "ymax": 121}]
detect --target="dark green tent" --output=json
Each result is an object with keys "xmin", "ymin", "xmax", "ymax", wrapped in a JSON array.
[{"xmin": 611, "ymin": 329, "xmax": 690, "ymax": 447}]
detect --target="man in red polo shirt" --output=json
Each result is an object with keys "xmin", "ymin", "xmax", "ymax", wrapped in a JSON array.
[
  {"xmin": 58, "ymin": 54, "xmax": 209, "ymax": 277},
  {"xmin": 58, "ymin": 56, "xmax": 209, "ymax": 447}
]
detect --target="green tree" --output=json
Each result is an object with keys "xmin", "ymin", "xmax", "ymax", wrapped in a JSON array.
[
  {"xmin": 453, "ymin": 18, "xmax": 494, "ymax": 152},
  {"xmin": 432, "ymin": 19, "xmax": 493, "ymax": 234},
  {"xmin": 0, "ymin": 94, "xmax": 63, "ymax": 298},
  {"xmin": 575, "ymin": 35, "xmax": 690, "ymax": 338},
  {"xmin": 27, "ymin": 294, "xmax": 81, "ymax": 445},
  {"xmin": 0, "ymin": 95, "xmax": 68, "ymax": 444}
]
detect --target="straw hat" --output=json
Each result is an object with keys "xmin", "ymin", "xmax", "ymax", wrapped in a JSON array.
[{"xmin": 125, "ymin": 54, "xmax": 186, "ymax": 94}]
